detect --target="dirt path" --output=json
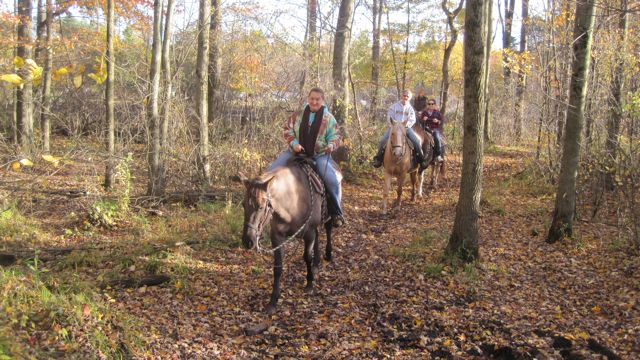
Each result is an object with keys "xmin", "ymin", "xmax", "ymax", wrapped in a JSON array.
[{"xmin": 110, "ymin": 149, "xmax": 638, "ymax": 359}]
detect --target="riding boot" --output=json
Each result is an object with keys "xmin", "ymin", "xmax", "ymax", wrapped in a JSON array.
[
  {"xmin": 372, "ymin": 145, "xmax": 385, "ymax": 168},
  {"xmin": 326, "ymin": 189, "xmax": 345, "ymax": 228}
]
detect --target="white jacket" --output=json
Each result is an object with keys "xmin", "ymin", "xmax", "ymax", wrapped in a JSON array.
[{"xmin": 387, "ymin": 101, "xmax": 416, "ymax": 128}]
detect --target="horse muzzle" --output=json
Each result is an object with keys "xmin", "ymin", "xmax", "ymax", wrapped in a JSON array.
[{"xmin": 242, "ymin": 225, "xmax": 258, "ymax": 250}]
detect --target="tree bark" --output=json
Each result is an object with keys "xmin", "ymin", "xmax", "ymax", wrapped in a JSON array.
[
  {"xmin": 547, "ymin": 0, "xmax": 596, "ymax": 243},
  {"xmin": 16, "ymin": 0, "xmax": 34, "ymax": 155},
  {"xmin": 197, "ymin": 0, "xmax": 211, "ymax": 184},
  {"xmin": 604, "ymin": 0, "xmax": 628, "ymax": 190},
  {"xmin": 513, "ymin": 0, "xmax": 528, "ymax": 142},
  {"xmin": 370, "ymin": 0, "xmax": 383, "ymax": 117},
  {"xmin": 332, "ymin": 0, "xmax": 355, "ymax": 125},
  {"xmin": 483, "ymin": 0, "xmax": 492, "ymax": 144},
  {"xmin": 440, "ymin": 0, "xmax": 464, "ymax": 116},
  {"xmin": 299, "ymin": 0, "xmax": 318, "ymax": 99},
  {"xmin": 147, "ymin": 0, "xmax": 165, "ymax": 196},
  {"xmin": 502, "ymin": 0, "xmax": 515, "ymax": 85},
  {"xmin": 161, "ymin": 0, "xmax": 175, "ymax": 150},
  {"xmin": 104, "ymin": 0, "xmax": 116, "ymax": 189},
  {"xmin": 401, "ymin": 0, "xmax": 410, "ymax": 92},
  {"xmin": 41, "ymin": 0, "xmax": 53, "ymax": 153},
  {"xmin": 207, "ymin": 0, "xmax": 221, "ymax": 126},
  {"xmin": 446, "ymin": 0, "xmax": 489, "ymax": 263}
]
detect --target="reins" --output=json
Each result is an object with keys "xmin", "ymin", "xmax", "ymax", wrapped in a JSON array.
[{"xmin": 247, "ymin": 162, "xmax": 321, "ymax": 254}]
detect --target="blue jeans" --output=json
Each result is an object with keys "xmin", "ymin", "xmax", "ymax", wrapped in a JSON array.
[
  {"xmin": 378, "ymin": 127, "xmax": 423, "ymax": 155},
  {"xmin": 267, "ymin": 150, "xmax": 343, "ymax": 217},
  {"xmin": 432, "ymin": 129, "xmax": 443, "ymax": 156}
]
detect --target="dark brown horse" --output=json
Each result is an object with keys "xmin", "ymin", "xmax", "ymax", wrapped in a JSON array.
[
  {"xmin": 240, "ymin": 159, "xmax": 333, "ymax": 314},
  {"xmin": 419, "ymin": 134, "xmax": 446, "ymax": 193}
]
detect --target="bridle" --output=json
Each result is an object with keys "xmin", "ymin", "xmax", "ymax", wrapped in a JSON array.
[
  {"xmin": 390, "ymin": 126, "xmax": 407, "ymax": 161},
  {"xmin": 244, "ymin": 163, "xmax": 319, "ymax": 253}
]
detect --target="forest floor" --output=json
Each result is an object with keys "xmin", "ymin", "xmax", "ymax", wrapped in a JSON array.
[{"xmin": 1, "ymin": 144, "xmax": 639, "ymax": 359}]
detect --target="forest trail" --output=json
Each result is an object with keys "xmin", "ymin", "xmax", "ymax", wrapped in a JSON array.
[{"xmin": 108, "ymin": 147, "xmax": 638, "ymax": 359}]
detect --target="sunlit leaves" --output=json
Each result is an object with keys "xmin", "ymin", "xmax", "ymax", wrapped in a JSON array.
[
  {"xmin": 88, "ymin": 56, "xmax": 107, "ymax": 85},
  {"xmin": 0, "ymin": 74, "xmax": 25, "ymax": 86}
]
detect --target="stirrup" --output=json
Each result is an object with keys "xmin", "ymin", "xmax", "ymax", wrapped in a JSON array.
[{"xmin": 332, "ymin": 215, "xmax": 345, "ymax": 228}]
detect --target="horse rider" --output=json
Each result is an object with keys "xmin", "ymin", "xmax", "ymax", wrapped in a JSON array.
[
  {"xmin": 418, "ymin": 98, "xmax": 444, "ymax": 162},
  {"xmin": 372, "ymin": 89, "xmax": 429, "ymax": 169},
  {"xmin": 266, "ymin": 87, "xmax": 345, "ymax": 228}
]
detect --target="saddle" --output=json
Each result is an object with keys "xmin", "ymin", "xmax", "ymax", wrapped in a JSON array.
[{"xmin": 290, "ymin": 156, "xmax": 334, "ymax": 224}]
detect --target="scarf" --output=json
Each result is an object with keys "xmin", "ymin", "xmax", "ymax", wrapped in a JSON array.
[{"xmin": 299, "ymin": 105, "xmax": 324, "ymax": 156}]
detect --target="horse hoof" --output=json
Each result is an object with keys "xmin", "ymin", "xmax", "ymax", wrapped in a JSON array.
[
  {"xmin": 324, "ymin": 254, "xmax": 332, "ymax": 262},
  {"xmin": 265, "ymin": 304, "xmax": 277, "ymax": 315},
  {"xmin": 304, "ymin": 285, "xmax": 313, "ymax": 293}
]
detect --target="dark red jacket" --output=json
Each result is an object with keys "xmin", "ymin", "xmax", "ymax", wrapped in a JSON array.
[{"xmin": 419, "ymin": 110, "xmax": 444, "ymax": 130}]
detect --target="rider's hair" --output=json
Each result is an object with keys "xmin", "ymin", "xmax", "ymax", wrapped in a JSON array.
[{"xmin": 308, "ymin": 87, "xmax": 325, "ymax": 99}]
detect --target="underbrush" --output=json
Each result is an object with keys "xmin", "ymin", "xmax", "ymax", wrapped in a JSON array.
[
  {"xmin": 392, "ymin": 229, "xmax": 447, "ymax": 278},
  {"xmin": 0, "ymin": 259, "xmax": 144, "ymax": 358}
]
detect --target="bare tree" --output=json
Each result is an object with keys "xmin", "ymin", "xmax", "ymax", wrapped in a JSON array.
[
  {"xmin": 445, "ymin": 0, "xmax": 490, "ymax": 263},
  {"xmin": 197, "ymin": 0, "xmax": 211, "ymax": 184},
  {"xmin": 161, "ymin": 0, "xmax": 175, "ymax": 151},
  {"xmin": 604, "ymin": 0, "xmax": 628, "ymax": 190},
  {"xmin": 370, "ymin": 0, "xmax": 383, "ymax": 116},
  {"xmin": 104, "ymin": 0, "xmax": 116, "ymax": 188},
  {"xmin": 41, "ymin": 0, "xmax": 53, "ymax": 153},
  {"xmin": 502, "ymin": 0, "xmax": 515, "ymax": 85},
  {"xmin": 483, "ymin": 0, "xmax": 493, "ymax": 144},
  {"xmin": 299, "ymin": 0, "xmax": 318, "ymax": 98},
  {"xmin": 547, "ymin": 0, "xmax": 596, "ymax": 243},
  {"xmin": 513, "ymin": 0, "xmax": 529, "ymax": 141},
  {"xmin": 147, "ymin": 0, "xmax": 164, "ymax": 196},
  {"xmin": 16, "ymin": 0, "xmax": 34, "ymax": 154},
  {"xmin": 440, "ymin": 0, "xmax": 465, "ymax": 116},
  {"xmin": 207, "ymin": 0, "xmax": 221, "ymax": 125},
  {"xmin": 332, "ymin": 0, "xmax": 355, "ymax": 124}
]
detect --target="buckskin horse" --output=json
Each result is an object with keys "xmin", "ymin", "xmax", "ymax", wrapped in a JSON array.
[
  {"xmin": 382, "ymin": 121, "xmax": 433, "ymax": 214},
  {"xmin": 239, "ymin": 158, "xmax": 333, "ymax": 314}
]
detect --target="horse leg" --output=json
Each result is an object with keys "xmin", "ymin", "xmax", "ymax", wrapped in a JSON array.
[
  {"xmin": 383, "ymin": 172, "xmax": 391, "ymax": 215},
  {"xmin": 395, "ymin": 173, "xmax": 405, "ymax": 209},
  {"xmin": 433, "ymin": 163, "xmax": 439, "ymax": 188},
  {"xmin": 410, "ymin": 171, "xmax": 417, "ymax": 201},
  {"xmin": 418, "ymin": 170, "xmax": 425, "ymax": 198},
  {"xmin": 303, "ymin": 230, "xmax": 316, "ymax": 292},
  {"xmin": 266, "ymin": 244, "xmax": 284, "ymax": 315},
  {"xmin": 324, "ymin": 220, "xmax": 333, "ymax": 261}
]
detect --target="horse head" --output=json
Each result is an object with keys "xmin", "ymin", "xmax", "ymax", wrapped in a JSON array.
[
  {"xmin": 389, "ymin": 120, "xmax": 408, "ymax": 159},
  {"xmin": 239, "ymin": 172, "xmax": 275, "ymax": 250}
]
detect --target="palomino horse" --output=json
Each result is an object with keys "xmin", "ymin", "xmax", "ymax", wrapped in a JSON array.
[
  {"xmin": 381, "ymin": 121, "xmax": 433, "ymax": 214},
  {"xmin": 418, "ymin": 134, "xmax": 446, "ymax": 194},
  {"xmin": 240, "ymin": 158, "xmax": 333, "ymax": 314}
]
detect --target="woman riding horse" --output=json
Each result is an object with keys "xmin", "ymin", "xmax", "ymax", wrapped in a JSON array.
[{"xmin": 267, "ymin": 87, "xmax": 344, "ymax": 227}]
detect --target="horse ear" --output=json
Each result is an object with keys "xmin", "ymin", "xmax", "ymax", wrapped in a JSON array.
[{"xmin": 238, "ymin": 172, "xmax": 250, "ymax": 187}]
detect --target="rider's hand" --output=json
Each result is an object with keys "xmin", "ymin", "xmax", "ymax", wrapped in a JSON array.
[
  {"xmin": 433, "ymin": 119, "xmax": 440, "ymax": 124},
  {"xmin": 326, "ymin": 144, "xmax": 335, "ymax": 154},
  {"xmin": 293, "ymin": 144, "xmax": 304, "ymax": 153}
]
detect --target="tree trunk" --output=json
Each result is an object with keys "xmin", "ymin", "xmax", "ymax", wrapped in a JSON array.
[
  {"xmin": 299, "ymin": 0, "xmax": 318, "ymax": 99},
  {"xmin": 207, "ymin": 0, "xmax": 221, "ymax": 126},
  {"xmin": 440, "ymin": 0, "xmax": 464, "ymax": 116},
  {"xmin": 147, "ymin": 0, "xmax": 164, "ymax": 196},
  {"xmin": 513, "ymin": 0, "xmax": 528, "ymax": 142},
  {"xmin": 197, "ymin": 0, "xmax": 211, "ymax": 184},
  {"xmin": 386, "ymin": 6, "xmax": 401, "ymax": 96},
  {"xmin": 160, "ymin": 0, "xmax": 175, "ymax": 186},
  {"xmin": 547, "ymin": 0, "xmax": 596, "ymax": 243},
  {"xmin": 446, "ymin": 0, "xmax": 489, "ymax": 263},
  {"xmin": 401, "ymin": 0, "xmax": 410, "ymax": 92},
  {"xmin": 370, "ymin": 0, "xmax": 383, "ymax": 118},
  {"xmin": 604, "ymin": 0, "xmax": 628, "ymax": 190},
  {"xmin": 41, "ymin": 0, "xmax": 53, "ymax": 153},
  {"xmin": 502, "ymin": 0, "xmax": 515, "ymax": 85},
  {"xmin": 104, "ymin": 0, "xmax": 116, "ymax": 189},
  {"xmin": 16, "ymin": 0, "xmax": 34, "ymax": 155},
  {"xmin": 332, "ymin": 0, "xmax": 355, "ymax": 125},
  {"xmin": 482, "ymin": 0, "xmax": 492, "ymax": 144}
]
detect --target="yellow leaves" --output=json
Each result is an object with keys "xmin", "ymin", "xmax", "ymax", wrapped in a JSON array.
[
  {"xmin": 591, "ymin": 305, "xmax": 601, "ymax": 314},
  {"xmin": 73, "ymin": 74, "xmax": 83, "ymax": 89},
  {"xmin": 0, "ymin": 74, "xmax": 25, "ymax": 87},
  {"xmin": 42, "ymin": 154, "xmax": 61, "ymax": 166},
  {"xmin": 13, "ymin": 56, "xmax": 24, "ymax": 68},
  {"xmin": 443, "ymin": 338, "xmax": 453, "ymax": 347},
  {"xmin": 88, "ymin": 56, "xmax": 108, "ymax": 85},
  {"xmin": 10, "ymin": 162, "xmax": 21, "ymax": 172},
  {"xmin": 51, "ymin": 67, "xmax": 70, "ymax": 81}
]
